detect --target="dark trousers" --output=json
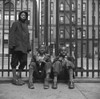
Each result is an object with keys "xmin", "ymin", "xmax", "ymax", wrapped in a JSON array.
[
  {"xmin": 51, "ymin": 60, "xmax": 75, "ymax": 80},
  {"xmin": 29, "ymin": 61, "xmax": 52, "ymax": 79},
  {"xmin": 11, "ymin": 51, "xmax": 27, "ymax": 70}
]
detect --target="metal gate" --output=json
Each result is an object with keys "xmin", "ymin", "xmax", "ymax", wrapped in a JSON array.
[{"xmin": 0, "ymin": 0, "xmax": 100, "ymax": 78}]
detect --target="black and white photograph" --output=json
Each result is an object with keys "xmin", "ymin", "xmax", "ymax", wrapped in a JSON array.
[{"xmin": 0, "ymin": 0, "xmax": 100, "ymax": 99}]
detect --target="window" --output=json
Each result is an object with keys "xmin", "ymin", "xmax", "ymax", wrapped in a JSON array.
[
  {"xmin": 78, "ymin": 18, "xmax": 81, "ymax": 23},
  {"xmin": 17, "ymin": 10, "xmax": 20, "ymax": 20},
  {"xmin": 60, "ymin": 30, "xmax": 64, "ymax": 38},
  {"xmin": 92, "ymin": 16, "xmax": 95, "ymax": 24},
  {"xmin": 17, "ymin": 0, "xmax": 20, "ymax": 4},
  {"xmin": 11, "ymin": 14, "xmax": 14, "ymax": 20},
  {"xmin": 51, "ymin": 2, "xmax": 54, "ymax": 14},
  {"xmin": 60, "ymin": 3, "xmax": 64, "ymax": 11},
  {"xmin": 83, "ymin": 3, "xmax": 86, "ymax": 14},
  {"xmin": 83, "ymin": 16, "xmax": 86, "ymax": 25},
  {"xmin": 41, "ymin": 30, "xmax": 44, "ymax": 35},
  {"xmin": 78, "ymin": 4, "xmax": 80, "ymax": 9},
  {"xmin": 51, "ymin": 16, "xmax": 54, "ymax": 24},
  {"xmin": 72, "ymin": 30, "xmax": 74, "ymax": 38},
  {"xmin": 60, "ymin": 16, "xmax": 64, "ymax": 23},
  {"xmin": 72, "ymin": 3, "xmax": 74, "ymax": 11},
  {"xmin": 83, "ymin": 30, "xmax": 86, "ymax": 38},
  {"xmin": 51, "ymin": 29, "xmax": 54, "ymax": 35},
  {"xmin": 93, "ymin": 30, "xmax": 95, "ymax": 38},
  {"xmin": 83, "ymin": 3, "xmax": 86, "ymax": 12},
  {"xmin": 41, "ymin": 2, "xmax": 44, "ymax": 14},
  {"xmin": 41, "ymin": 15, "xmax": 44, "ymax": 24},
  {"xmin": 92, "ymin": 2, "xmax": 95, "ymax": 12},
  {"xmin": 5, "ymin": 14, "xmax": 9, "ymax": 20},
  {"xmin": 72, "ymin": 16, "xmax": 74, "ymax": 23}
]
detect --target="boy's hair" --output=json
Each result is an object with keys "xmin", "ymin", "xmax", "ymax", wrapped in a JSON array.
[{"xmin": 19, "ymin": 10, "xmax": 28, "ymax": 22}]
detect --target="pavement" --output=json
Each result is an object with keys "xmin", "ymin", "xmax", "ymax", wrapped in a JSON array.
[{"xmin": 0, "ymin": 78, "xmax": 100, "ymax": 99}]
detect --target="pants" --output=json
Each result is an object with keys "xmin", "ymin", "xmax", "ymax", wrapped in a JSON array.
[
  {"xmin": 52, "ymin": 59, "xmax": 75, "ymax": 80},
  {"xmin": 11, "ymin": 51, "xmax": 27, "ymax": 70},
  {"xmin": 29, "ymin": 61, "xmax": 52, "ymax": 79}
]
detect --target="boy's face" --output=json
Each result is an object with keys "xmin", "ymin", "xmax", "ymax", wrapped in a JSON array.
[
  {"xmin": 20, "ymin": 12, "xmax": 26, "ymax": 20},
  {"xmin": 60, "ymin": 47, "xmax": 67, "ymax": 56},
  {"xmin": 39, "ymin": 46, "xmax": 46, "ymax": 55}
]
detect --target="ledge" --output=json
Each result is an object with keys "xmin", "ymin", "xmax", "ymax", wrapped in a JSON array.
[{"xmin": 0, "ymin": 77, "xmax": 100, "ymax": 83}]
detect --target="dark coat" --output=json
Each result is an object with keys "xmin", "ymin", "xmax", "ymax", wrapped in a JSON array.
[{"xmin": 9, "ymin": 21, "xmax": 31, "ymax": 54}]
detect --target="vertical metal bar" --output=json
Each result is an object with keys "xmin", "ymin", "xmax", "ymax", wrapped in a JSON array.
[
  {"xmin": 92, "ymin": 0, "xmax": 95, "ymax": 78},
  {"xmin": 26, "ymin": 0, "xmax": 28, "ymax": 11},
  {"xmin": 64, "ymin": 0, "xmax": 65, "ymax": 45},
  {"xmin": 75, "ymin": 0, "xmax": 78, "ymax": 76},
  {"xmin": 32, "ymin": 0, "xmax": 36, "ymax": 56},
  {"xmin": 37, "ymin": 0, "xmax": 40, "ymax": 47},
  {"xmin": 21, "ymin": 0, "xmax": 23, "ymax": 10},
  {"xmin": 35, "ymin": 0, "xmax": 37, "ymax": 39},
  {"xmin": 81, "ymin": 0, "xmax": 83, "ymax": 77},
  {"xmin": 2, "ymin": 0, "xmax": 5, "ymax": 77},
  {"xmin": 86, "ymin": 0, "xmax": 89, "ymax": 77},
  {"xmin": 25, "ymin": 0, "xmax": 29, "ymax": 77},
  {"xmin": 15, "ymin": 0, "xmax": 17, "ymax": 21},
  {"xmin": 40, "ymin": 0, "xmax": 42, "ymax": 44},
  {"xmin": 44, "ymin": 0, "xmax": 48, "ymax": 46},
  {"xmin": 50, "ymin": 0, "xmax": 51, "ymax": 54},
  {"xmin": 8, "ymin": 0, "xmax": 11, "ymax": 77},
  {"xmin": 98, "ymin": 0, "xmax": 100, "ymax": 77},
  {"xmin": 70, "ymin": 0, "xmax": 72, "ymax": 56},
  {"xmin": 55, "ymin": 0, "xmax": 59, "ymax": 56}
]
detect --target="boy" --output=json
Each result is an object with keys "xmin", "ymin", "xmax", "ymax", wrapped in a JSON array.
[
  {"xmin": 52, "ymin": 46, "xmax": 75, "ymax": 89},
  {"xmin": 9, "ymin": 10, "xmax": 31, "ymax": 85},
  {"xmin": 28, "ymin": 44, "xmax": 52, "ymax": 89}
]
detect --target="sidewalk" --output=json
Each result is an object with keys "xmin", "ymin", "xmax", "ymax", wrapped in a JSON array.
[{"xmin": 0, "ymin": 78, "xmax": 100, "ymax": 99}]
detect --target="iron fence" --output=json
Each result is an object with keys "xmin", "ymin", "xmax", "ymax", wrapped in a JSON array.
[{"xmin": 0, "ymin": 0, "xmax": 100, "ymax": 78}]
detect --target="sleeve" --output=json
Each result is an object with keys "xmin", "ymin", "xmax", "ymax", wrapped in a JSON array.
[
  {"xmin": 9, "ymin": 22, "xmax": 17, "ymax": 49},
  {"xmin": 31, "ymin": 55, "xmax": 36, "ymax": 62},
  {"xmin": 27, "ymin": 32, "xmax": 31, "ymax": 52},
  {"xmin": 44, "ymin": 54, "xmax": 51, "ymax": 62}
]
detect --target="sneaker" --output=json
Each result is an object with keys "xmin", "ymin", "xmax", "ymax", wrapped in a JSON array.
[
  {"xmin": 52, "ymin": 82, "xmax": 57, "ymax": 89},
  {"xmin": 12, "ymin": 78, "xmax": 25, "ymax": 86},
  {"xmin": 44, "ymin": 79, "xmax": 49, "ymax": 89},
  {"xmin": 28, "ymin": 82, "xmax": 34, "ymax": 89},
  {"xmin": 68, "ymin": 81, "xmax": 75, "ymax": 89}
]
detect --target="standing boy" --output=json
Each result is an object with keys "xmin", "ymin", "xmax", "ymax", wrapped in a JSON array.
[{"xmin": 9, "ymin": 10, "xmax": 31, "ymax": 85}]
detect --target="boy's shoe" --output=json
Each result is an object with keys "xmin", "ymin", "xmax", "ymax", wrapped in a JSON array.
[
  {"xmin": 28, "ymin": 82, "xmax": 34, "ymax": 89},
  {"xmin": 18, "ymin": 78, "xmax": 25, "ymax": 85},
  {"xmin": 52, "ymin": 82, "xmax": 57, "ymax": 89},
  {"xmin": 44, "ymin": 79, "xmax": 49, "ymax": 89},
  {"xmin": 68, "ymin": 81, "xmax": 75, "ymax": 89},
  {"xmin": 12, "ymin": 78, "xmax": 25, "ymax": 86}
]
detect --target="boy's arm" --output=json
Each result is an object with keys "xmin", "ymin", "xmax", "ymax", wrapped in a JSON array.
[{"xmin": 9, "ymin": 22, "xmax": 17, "ymax": 49}]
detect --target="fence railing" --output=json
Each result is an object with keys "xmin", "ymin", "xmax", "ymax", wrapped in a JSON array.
[{"xmin": 0, "ymin": 0, "xmax": 100, "ymax": 78}]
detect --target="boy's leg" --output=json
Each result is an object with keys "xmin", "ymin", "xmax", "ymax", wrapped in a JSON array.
[
  {"xmin": 28, "ymin": 62, "xmax": 36, "ymax": 89},
  {"xmin": 11, "ymin": 52, "xmax": 19, "ymax": 85},
  {"xmin": 12, "ymin": 68, "xmax": 17, "ymax": 80},
  {"xmin": 68, "ymin": 67, "xmax": 75, "ymax": 89},
  {"xmin": 52, "ymin": 61, "xmax": 61, "ymax": 89},
  {"xmin": 66, "ymin": 60, "xmax": 75, "ymax": 89},
  {"xmin": 18, "ymin": 52, "xmax": 27, "ymax": 85},
  {"xmin": 44, "ymin": 62, "xmax": 52, "ymax": 89}
]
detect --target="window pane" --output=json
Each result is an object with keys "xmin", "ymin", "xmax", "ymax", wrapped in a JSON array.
[{"xmin": 60, "ymin": 3, "xmax": 64, "ymax": 11}]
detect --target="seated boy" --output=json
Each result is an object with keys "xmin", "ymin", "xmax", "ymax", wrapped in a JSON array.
[
  {"xmin": 52, "ymin": 46, "xmax": 75, "ymax": 89},
  {"xmin": 28, "ymin": 44, "xmax": 52, "ymax": 89}
]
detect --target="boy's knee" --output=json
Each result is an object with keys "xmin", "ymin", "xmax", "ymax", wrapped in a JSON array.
[{"xmin": 29, "ymin": 62, "xmax": 36, "ymax": 69}]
